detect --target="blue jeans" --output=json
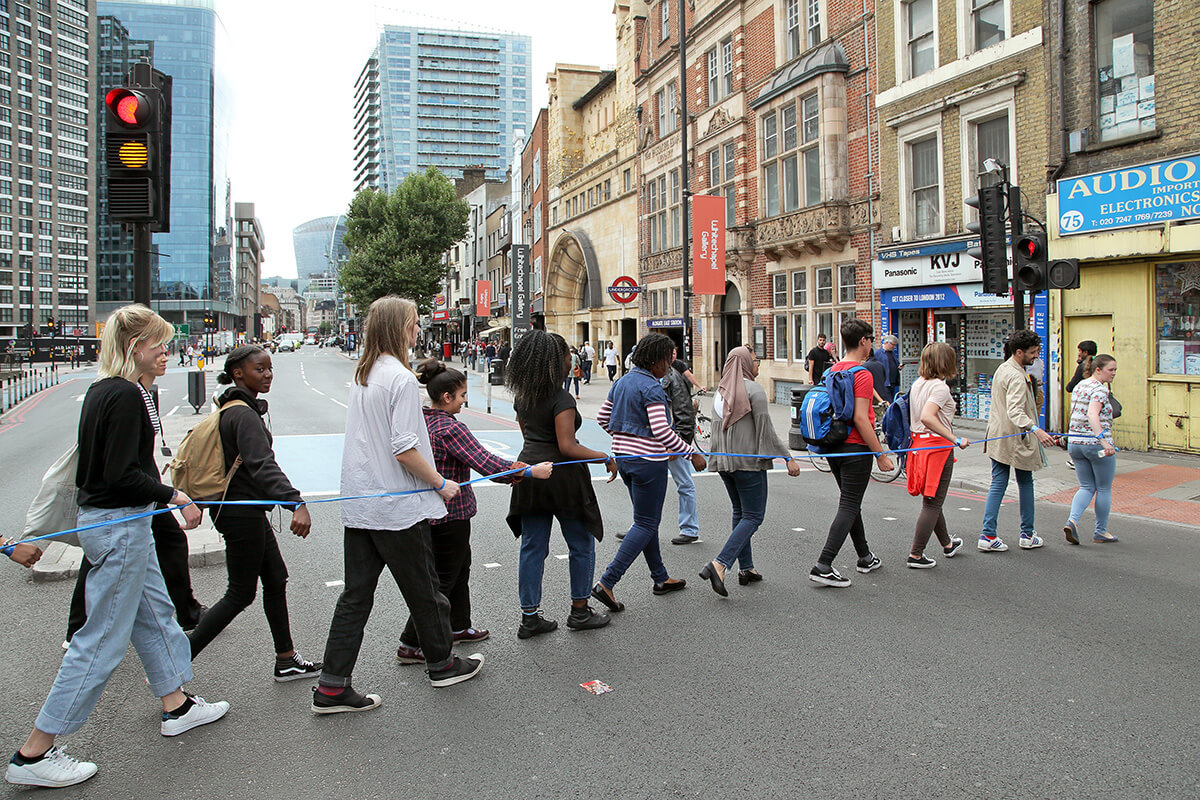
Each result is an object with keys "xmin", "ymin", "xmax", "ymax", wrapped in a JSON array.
[
  {"xmin": 36, "ymin": 506, "xmax": 193, "ymax": 736},
  {"xmin": 1068, "ymin": 442, "xmax": 1116, "ymax": 535},
  {"xmin": 667, "ymin": 454, "xmax": 699, "ymax": 537},
  {"xmin": 600, "ymin": 458, "xmax": 670, "ymax": 588},
  {"xmin": 518, "ymin": 514, "xmax": 596, "ymax": 611},
  {"xmin": 715, "ymin": 470, "xmax": 767, "ymax": 570},
  {"xmin": 980, "ymin": 459, "xmax": 1036, "ymax": 538}
]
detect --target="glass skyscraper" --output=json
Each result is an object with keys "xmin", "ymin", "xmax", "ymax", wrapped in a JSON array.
[
  {"xmin": 354, "ymin": 25, "xmax": 532, "ymax": 193},
  {"xmin": 292, "ymin": 215, "xmax": 348, "ymax": 279},
  {"xmin": 96, "ymin": 0, "xmax": 233, "ymax": 328}
]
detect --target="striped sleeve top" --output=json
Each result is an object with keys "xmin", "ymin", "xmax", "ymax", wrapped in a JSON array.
[{"xmin": 598, "ymin": 399, "xmax": 695, "ymax": 462}]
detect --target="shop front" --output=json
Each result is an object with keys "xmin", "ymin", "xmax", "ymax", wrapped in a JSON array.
[
  {"xmin": 1050, "ymin": 153, "xmax": 1200, "ymax": 453},
  {"xmin": 876, "ymin": 241, "xmax": 1049, "ymax": 424}
]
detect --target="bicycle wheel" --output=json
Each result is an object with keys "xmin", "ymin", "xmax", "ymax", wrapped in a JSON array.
[
  {"xmin": 871, "ymin": 456, "xmax": 903, "ymax": 483},
  {"xmin": 811, "ymin": 455, "xmax": 831, "ymax": 472},
  {"xmin": 696, "ymin": 415, "xmax": 711, "ymax": 442}
]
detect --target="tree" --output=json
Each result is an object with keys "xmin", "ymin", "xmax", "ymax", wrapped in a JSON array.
[
  {"xmin": 318, "ymin": 321, "xmax": 332, "ymax": 336},
  {"xmin": 339, "ymin": 167, "xmax": 469, "ymax": 313}
]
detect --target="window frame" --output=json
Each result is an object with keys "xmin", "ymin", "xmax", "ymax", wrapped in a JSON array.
[
  {"xmin": 774, "ymin": 313, "xmax": 789, "ymax": 361},
  {"xmin": 969, "ymin": 0, "xmax": 1007, "ymax": 52},
  {"xmin": 660, "ymin": 0, "xmax": 670, "ymax": 41},
  {"xmin": 708, "ymin": 141, "xmax": 737, "ymax": 227},
  {"xmin": 901, "ymin": 0, "xmax": 937, "ymax": 80},
  {"xmin": 772, "ymin": 272, "xmax": 788, "ymax": 307},
  {"xmin": 957, "ymin": 91, "xmax": 1016, "ymax": 226},
  {"xmin": 815, "ymin": 266, "xmax": 834, "ymax": 306},
  {"xmin": 898, "ymin": 116, "xmax": 944, "ymax": 240},
  {"xmin": 838, "ymin": 264, "xmax": 856, "ymax": 304},
  {"xmin": 1093, "ymin": 0, "xmax": 1155, "ymax": 143},
  {"xmin": 760, "ymin": 93, "xmax": 820, "ymax": 218}
]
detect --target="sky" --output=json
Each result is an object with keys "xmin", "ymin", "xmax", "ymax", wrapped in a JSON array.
[{"xmin": 218, "ymin": 0, "xmax": 619, "ymax": 279}]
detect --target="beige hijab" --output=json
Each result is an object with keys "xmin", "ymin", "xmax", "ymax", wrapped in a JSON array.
[{"xmin": 717, "ymin": 346, "xmax": 757, "ymax": 430}]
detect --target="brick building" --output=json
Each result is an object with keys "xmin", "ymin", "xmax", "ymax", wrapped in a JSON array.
[
  {"xmin": 634, "ymin": 0, "xmax": 880, "ymax": 398},
  {"xmin": 874, "ymin": 0, "xmax": 1049, "ymax": 421},
  {"xmin": 1044, "ymin": 0, "xmax": 1199, "ymax": 453},
  {"xmin": 521, "ymin": 109, "xmax": 550, "ymax": 328}
]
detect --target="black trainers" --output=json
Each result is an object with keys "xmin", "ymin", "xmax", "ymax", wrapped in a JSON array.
[
  {"xmin": 566, "ymin": 604, "xmax": 610, "ymax": 631},
  {"xmin": 809, "ymin": 566, "xmax": 851, "ymax": 587},
  {"xmin": 906, "ymin": 554, "xmax": 937, "ymax": 569},
  {"xmin": 310, "ymin": 685, "xmax": 382, "ymax": 715},
  {"xmin": 856, "ymin": 554, "xmax": 882, "ymax": 573},
  {"xmin": 428, "ymin": 653, "xmax": 484, "ymax": 688},
  {"xmin": 274, "ymin": 652, "xmax": 322, "ymax": 682},
  {"xmin": 517, "ymin": 611, "xmax": 558, "ymax": 639}
]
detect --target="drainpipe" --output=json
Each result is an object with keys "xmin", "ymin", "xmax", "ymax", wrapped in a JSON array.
[{"xmin": 862, "ymin": 0, "xmax": 877, "ymax": 330}]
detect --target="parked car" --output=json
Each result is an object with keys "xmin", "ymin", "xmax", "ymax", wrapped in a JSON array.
[{"xmin": 277, "ymin": 339, "xmax": 295, "ymax": 352}]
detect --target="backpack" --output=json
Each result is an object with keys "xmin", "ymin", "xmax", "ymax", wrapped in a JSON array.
[
  {"xmin": 798, "ymin": 366, "xmax": 865, "ymax": 452},
  {"xmin": 882, "ymin": 391, "xmax": 912, "ymax": 466},
  {"xmin": 166, "ymin": 400, "xmax": 248, "ymax": 502}
]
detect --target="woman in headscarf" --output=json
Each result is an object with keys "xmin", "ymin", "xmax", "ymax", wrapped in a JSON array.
[{"xmin": 697, "ymin": 346, "xmax": 800, "ymax": 596}]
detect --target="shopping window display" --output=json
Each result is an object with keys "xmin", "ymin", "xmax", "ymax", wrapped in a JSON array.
[{"xmin": 1156, "ymin": 262, "xmax": 1200, "ymax": 375}]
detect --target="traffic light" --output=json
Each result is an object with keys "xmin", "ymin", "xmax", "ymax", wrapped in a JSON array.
[
  {"xmin": 1013, "ymin": 232, "xmax": 1048, "ymax": 292},
  {"xmin": 104, "ymin": 83, "xmax": 170, "ymax": 228},
  {"xmin": 46, "ymin": 317, "xmax": 56, "ymax": 338},
  {"xmin": 1047, "ymin": 258, "xmax": 1081, "ymax": 290},
  {"xmin": 202, "ymin": 311, "xmax": 216, "ymax": 333},
  {"xmin": 966, "ymin": 185, "xmax": 1009, "ymax": 295}
]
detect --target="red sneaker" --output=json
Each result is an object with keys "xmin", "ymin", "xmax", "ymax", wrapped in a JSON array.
[
  {"xmin": 395, "ymin": 643, "xmax": 424, "ymax": 664},
  {"xmin": 452, "ymin": 627, "xmax": 490, "ymax": 642}
]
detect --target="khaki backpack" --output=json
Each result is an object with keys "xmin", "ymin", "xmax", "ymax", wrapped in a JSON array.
[{"xmin": 167, "ymin": 399, "xmax": 248, "ymax": 503}]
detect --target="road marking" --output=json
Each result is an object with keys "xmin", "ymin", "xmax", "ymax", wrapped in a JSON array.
[
  {"xmin": 555, "ymin": 554, "xmax": 569, "ymax": 560},
  {"xmin": 330, "ymin": 398, "xmax": 347, "ymax": 408},
  {"xmin": 311, "ymin": 388, "xmax": 326, "ymax": 396},
  {"xmin": 484, "ymin": 562, "xmax": 502, "ymax": 569},
  {"xmin": 167, "ymin": 405, "xmax": 179, "ymax": 416},
  {"xmin": 958, "ymin": 507, "xmax": 972, "ymax": 511},
  {"xmin": 792, "ymin": 527, "xmax": 805, "ymax": 532},
  {"xmin": 74, "ymin": 393, "xmax": 85, "ymax": 401},
  {"xmin": 324, "ymin": 580, "xmax": 344, "ymax": 588},
  {"xmin": 883, "ymin": 516, "xmax": 898, "ymax": 521}
]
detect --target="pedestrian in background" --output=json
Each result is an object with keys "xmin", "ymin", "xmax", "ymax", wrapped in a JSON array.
[
  {"xmin": 905, "ymin": 342, "xmax": 970, "ymax": 569},
  {"xmin": 187, "ymin": 345, "xmax": 322, "ymax": 685},
  {"xmin": 809, "ymin": 319, "xmax": 895, "ymax": 588},
  {"xmin": 874, "ymin": 335, "xmax": 901, "ymax": 402},
  {"xmin": 6, "ymin": 305, "xmax": 226, "ymax": 789},
  {"xmin": 604, "ymin": 341, "xmax": 618, "ymax": 381},
  {"xmin": 978, "ymin": 330, "xmax": 1056, "ymax": 553},
  {"xmin": 595, "ymin": 333, "xmax": 705, "ymax": 610},
  {"xmin": 564, "ymin": 346, "xmax": 582, "ymax": 398},
  {"xmin": 582, "ymin": 340, "xmax": 596, "ymax": 384},
  {"xmin": 314, "ymin": 296, "xmax": 483, "ymax": 717},
  {"xmin": 505, "ymin": 330, "xmax": 616, "ymax": 638},
  {"xmin": 806, "ymin": 334, "xmax": 833, "ymax": 384},
  {"xmin": 699, "ymin": 346, "xmax": 801, "ymax": 596},
  {"xmin": 1065, "ymin": 340, "xmax": 1098, "ymax": 394},
  {"xmin": 1064, "ymin": 354, "xmax": 1120, "ymax": 545},
  {"xmin": 395, "ymin": 359, "xmax": 552, "ymax": 663},
  {"xmin": 662, "ymin": 348, "xmax": 702, "ymax": 546}
]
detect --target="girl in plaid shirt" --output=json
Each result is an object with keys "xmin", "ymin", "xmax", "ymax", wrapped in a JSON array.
[{"xmin": 395, "ymin": 360, "xmax": 552, "ymax": 663}]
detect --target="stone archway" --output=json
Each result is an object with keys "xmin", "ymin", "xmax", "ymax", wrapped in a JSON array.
[{"xmin": 545, "ymin": 229, "xmax": 603, "ymax": 317}]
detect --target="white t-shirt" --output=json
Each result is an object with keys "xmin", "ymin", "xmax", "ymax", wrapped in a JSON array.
[
  {"xmin": 908, "ymin": 377, "xmax": 955, "ymax": 435},
  {"xmin": 583, "ymin": 345, "xmax": 595, "ymax": 362},
  {"xmin": 604, "ymin": 347, "xmax": 617, "ymax": 366}
]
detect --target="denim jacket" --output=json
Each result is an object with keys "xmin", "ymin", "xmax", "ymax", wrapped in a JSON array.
[{"xmin": 605, "ymin": 367, "xmax": 672, "ymax": 438}]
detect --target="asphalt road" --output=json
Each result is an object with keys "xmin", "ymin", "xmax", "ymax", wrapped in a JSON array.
[{"xmin": 0, "ymin": 348, "xmax": 1196, "ymax": 798}]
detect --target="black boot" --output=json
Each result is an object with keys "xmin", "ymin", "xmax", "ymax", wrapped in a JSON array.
[
  {"xmin": 517, "ymin": 610, "xmax": 558, "ymax": 640},
  {"xmin": 566, "ymin": 604, "xmax": 610, "ymax": 631}
]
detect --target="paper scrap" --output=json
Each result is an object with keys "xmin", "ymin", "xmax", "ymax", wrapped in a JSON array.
[{"xmin": 581, "ymin": 680, "xmax": 613, "ymax": 695}]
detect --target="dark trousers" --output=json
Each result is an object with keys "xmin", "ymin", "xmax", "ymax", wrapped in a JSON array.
[
  {"xmin": 320, "ymin": 524, "xmax": 454, "ymax": 686},
  {"xmin": 189, "ymin": 513, "xmax": 293, "ymax": 658},
  {"xmin": 400, "ymin": 519, "xmax": 472, "ymax": 644},
  {"xmin": 911, "ymin": 457, "xmax": 954, "ymax": 555},
  {"xmin": 607, "ymin": 365, "xmax": 617, "ymax": 381},
  {"xmin": 600, "ymin": 458, "xmax": 670, "ymax": 587},
  {"xmin": 817, "ymin": 444, "xmax": 874, "ymax": 569},
  {"xmin": 66, "ymin": 508, "xmax": 203, "ymax": 641}
]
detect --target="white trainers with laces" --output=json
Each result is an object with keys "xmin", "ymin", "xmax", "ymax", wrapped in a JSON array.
[
  {"xmin": 978, "ymin": 535, "xmax": 1009, "ymax": 552},
  {"xmin": 5, "ymin": 746, "xmax": 98, "ymax": 787},
  {"xmin": 1019, "ymin": 532, "xmax": 1044, "ymax": 549},
  {"xmin": 160, "ymin": 694, "xmax": 230, "ymax": 737}
]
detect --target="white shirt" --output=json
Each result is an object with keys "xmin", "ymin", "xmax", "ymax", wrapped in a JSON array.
[
  {"xmin": 341, "ymin": 354, "xmax": 445, "ymax": 531},
  {"xmin": 604, "ymin": 347, "xmax": 617, "ymax": 366},
  {"xmin": 583, "ymin": 344, "xmax": 595, "ymax": 361}
]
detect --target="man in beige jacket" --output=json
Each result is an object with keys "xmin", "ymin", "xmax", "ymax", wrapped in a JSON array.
[{"xmin": 979, "ymin": 330, "xmax": 1056, "ymax": 552}]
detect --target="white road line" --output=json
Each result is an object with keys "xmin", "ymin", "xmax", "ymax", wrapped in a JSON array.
[
  {"xmin": 555, "ymin": 554, "xmax": 569, "ymax": 560},
  {"xmin": 167, "ymin": 405, "xmax": 179, "ymax": 416},
  {"xmin": 883, "ymin": 516, "xmax": 898, "ymax": 521},
  {"xmin": 324, "ymin": 580, "xmax": 344, "ymax": 588},
  {"xmin": 330, "ymin": 398, "xmax": 347, "ymax": 408},
  {"xmin": 958, "ymin": 507, "xmax": 972, "ymax": 511},
  {"xmin": 74, "ymin": 393, "xmax": 85, "ymax": 401},
  {"xmin": 483, "ymin": 563, "xmax": 502, "ymax": 569},
  {"xmin": 792, "ymin": 527, "xmax": 806, "ymax": 532},
  {"xmin": 311, "ymin": 388, "xmax": 326, "ymax": 396}
]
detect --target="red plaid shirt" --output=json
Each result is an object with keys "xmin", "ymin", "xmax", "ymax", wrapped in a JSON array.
[{"xmin": 423, "ymin": 407, "xmax": 517, "ymax": 523}]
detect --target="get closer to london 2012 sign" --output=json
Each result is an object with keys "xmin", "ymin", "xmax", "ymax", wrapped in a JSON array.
[{"xmin": 1057, "ymin": 153, "xmax": 1200, "ymax": 236}]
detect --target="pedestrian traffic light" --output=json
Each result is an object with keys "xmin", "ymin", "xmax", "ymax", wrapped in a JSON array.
[
  {"xmin": 1014, "ymin": 232, "xmax": 1048, "ymax": 292},
  {"xmin": 966, "ymin": 185, "xmax": 1009, "ymax": 295},
  {"xmin": 104, "ymin": 84, "xmax": 170, "ymax": 228},
  {"xmin": 1047, "ymin": 258, "xmax": 1081, "ymax": 290}
]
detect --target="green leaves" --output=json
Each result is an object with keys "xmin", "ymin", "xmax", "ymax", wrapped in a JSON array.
[{"xmin": 339, "ymin": 168, "xmax": 469, "ymax": 313}]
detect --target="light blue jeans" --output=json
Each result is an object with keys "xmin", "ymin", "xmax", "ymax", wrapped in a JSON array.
[
  {"xmin": 980, "ymin": 459, "xmax": 1036, "ymax": 538},
  {"xmin": 1068, "ymin": 442, "xmax": 1116, "ymax": 535},
  {"xmin": 667, "ymin": 455, "xmax": 699, "ymax": 537},
  {"xmin": 36, "ymin": 505, "xmax": 193, "ymax": 736}
]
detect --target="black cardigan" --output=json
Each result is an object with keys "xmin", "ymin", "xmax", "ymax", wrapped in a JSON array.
[
  {"xmin": 76, "ymin": 377, "xmax": 175, "ymax": 509},
  {"xmin": 213, "ymin": 385, "xmax": 302, "ymax": 517}
]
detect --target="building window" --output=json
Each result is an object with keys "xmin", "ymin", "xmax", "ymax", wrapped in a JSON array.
[
  {"xmin": 806, "ymin": 0, "xmax": 822, "ymax": 48},
  {"xmin": 672, "ymin": 287, "xmax": 681, "ymax": 315},
  {"xmin": 816, "ymin": 266, "xmax": 833, "ymax": 305},
  {"xmin": 533, "ymin": 202, "xmax": 542, "ymax": 242},
  {"xmin": 908, "ymin": 136, "xmax": 941, "ymax": 237},
  {"xmin": 761, "ymin": 93, "xmax": 820, "ymax": 217},
  {"xmin": 708, "ymin": 38, "xmax": 733, "ymax": 105},
  {"xmin": 660, "ymin": 0, "xmax": 670, "ymax": 40},
  {"xmin": 972, "ymin": 113, "xmax": 1009, "ymax": 190},
  {"xmin": 793, "ymin": 312, "xmax": 807, "ymax": 361},
  {"xmin": 791, "ymin": 270, "xmax": 807, "ymax": 306},
  {"xmin": 666, "ymin": 81, "xmax": 678, "ymax": 132},
  {"xmin": 533, "ymin": 149, "xmax": 541, "ymax": 188},
  {"xmin": 708, "ymin": 141, "xmax": 736, "ymax": 227},
  {"xmin": 774, "ymin": 314, "xmax": 789, "ymax": 360},
  {"xmin": 838, "ymin": 264, "xmax": 856, "ymax": 303},
  {"xmin": 905, "ymin": 0, "xmax": 936, "ymax": 79},
  {"xmin": 971, "ymin": 0, "xmax": 1006, "ymax": 51},
  {"xmin": 773, "ymin": 273, "xmax": 788, "ymax": 307},
  {"xmin": 623, "ymin": 168, "xmax": 631, "ymax": 192},
  {"xmin": 669, "ymin": 169, "xmax": 681, "ymax": 247},
  {"xmin": 786, "ymin": 0, "xmax": 801, "ymax": 59},
  {"xmin": 1095, "ymin": 0, "xmax": 1154, "ymax": 142}
]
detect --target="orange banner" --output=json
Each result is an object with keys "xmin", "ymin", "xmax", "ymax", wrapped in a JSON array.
[
  {"xmin": 476, "ymin": 280, "xmax": 492, "ymax": 318},
  {"xmin": 692, "ymin": 194, "xmax": 726, "ymax": 295}
]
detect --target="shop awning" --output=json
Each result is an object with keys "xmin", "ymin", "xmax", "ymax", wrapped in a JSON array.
[{"xmin": 478, "ymin": 321, "xmax": 511, "ymax": 338}]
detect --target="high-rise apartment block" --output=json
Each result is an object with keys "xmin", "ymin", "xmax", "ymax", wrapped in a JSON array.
[
  {"xmin": 0, "ymin": 0, "xmax": 96, "ymax": 340},
  {"xmin": 353, "ymin": 25, "xmax": 533, "ymax": 193}
]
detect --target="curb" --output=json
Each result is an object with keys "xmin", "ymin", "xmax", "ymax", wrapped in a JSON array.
[{"xmin": 31, "ymin": 527, "xmax": 226, "ymax": 583}]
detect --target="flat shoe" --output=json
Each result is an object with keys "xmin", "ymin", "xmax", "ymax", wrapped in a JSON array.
[
  {"xmin": 590, "ymin": 582, "xmax": 625, "ymax": 612},
  {"xmin": 737, "ymin": 570, "xmax": 763, "ymax": 585},
  {"xmin": 652, "ymin": 579, "xmax": 687, "ymax": 595},
  {"xmin": 1064, "ymin": 520, "xmax": 1079, "ymax": 545},
  {"xmin": 1093, "ymin": 533, "xmax": 1119, "ymax": 543},
  {"xmin": 698, "ymin": 562, "xmax": 728, "ymax": 597}
]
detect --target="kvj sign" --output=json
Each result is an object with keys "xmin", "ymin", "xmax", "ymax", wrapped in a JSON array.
[{"xmin": 692, "ymin": 194, "xmax": 726, "ymax": 295}]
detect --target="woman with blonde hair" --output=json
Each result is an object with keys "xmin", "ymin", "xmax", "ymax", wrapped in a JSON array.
[
  {"xmin": 313, "ymin": 296, "xmax": 483, "ymax": 716},
  {"xmin": 905, "ymin": 342, "xmax": 970, "ymax": 569},
  {"xmin": 6, "ymin": 305, "xmax": 228, "ymax": 789}
]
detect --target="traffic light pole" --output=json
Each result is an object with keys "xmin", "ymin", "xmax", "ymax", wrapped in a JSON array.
[
  {"xmin": 133, "ymin": 223, "xmax": 152, "ymax": 306},
  {"xmin": 678, "ymin": 0, "xmax": 692, "ymax": 365},
  {"xmin": 1007, "ymin": 183, "xmax": 1025, "ymax": 331}
]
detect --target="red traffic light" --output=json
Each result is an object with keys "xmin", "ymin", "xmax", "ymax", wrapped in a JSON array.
[
  {"xmin": 105, "ymin": 88, "xmax": 153, "ymax": 128},
  {"xmin": 1015, "ymin": 235, "xmax": 1044, "ymax": 260}
]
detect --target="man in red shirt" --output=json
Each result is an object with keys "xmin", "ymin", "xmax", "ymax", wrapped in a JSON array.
[{"xmin": 809, "ymin": 318, "xmax": 896, "ymax": 588}]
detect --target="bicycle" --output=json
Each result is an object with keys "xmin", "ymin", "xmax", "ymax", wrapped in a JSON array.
[
  {"xmin": 806, "ymin": 414, "xmax": 904, "ymax": 484},
  {"xmin": 692, "ymin": 389, "xmax": 712, "ymax": 442}
]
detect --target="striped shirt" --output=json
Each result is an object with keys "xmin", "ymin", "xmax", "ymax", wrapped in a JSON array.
[{"xmin": 597, "ymin": 399, "xmax": 695, "ymax": 461}]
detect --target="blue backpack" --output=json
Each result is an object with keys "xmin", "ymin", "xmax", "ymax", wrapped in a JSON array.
[
  {"xmin": 798, "ymin": 365, "xmax": 865, "ymax": 452},
  {"xmin": 882, "ymin": 391, "xmax": 912, "ymax": 466}
]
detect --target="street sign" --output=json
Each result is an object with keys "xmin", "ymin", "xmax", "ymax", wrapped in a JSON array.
[{"xmin": 607, "ymin": 275, "xmax": 642, "ymax": 304}]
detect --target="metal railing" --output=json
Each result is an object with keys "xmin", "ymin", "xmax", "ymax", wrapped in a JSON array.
[{"xmin": 0, "ymin": 363, "xmax": 60, "ymax": 414}]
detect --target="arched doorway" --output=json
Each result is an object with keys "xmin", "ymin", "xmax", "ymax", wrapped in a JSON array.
[{"xmin": 721, "ymin": 281, "xmax": 743, "ymax": 368}]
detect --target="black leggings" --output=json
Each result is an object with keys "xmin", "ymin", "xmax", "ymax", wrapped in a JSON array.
[
  {"xmin": 189, "ymin": 513, "xmax": 293, "ymax": 658},
  {"xmin": 817, "ymin": 445, "xmax": 874, "ymax": 569},
  {"xmin": 911, "ymin": 458, "xmax": 954, "ymax": 555},
  {"xmin": 400, "ymin": 518, "xmax": 472, "ymax": 644}
]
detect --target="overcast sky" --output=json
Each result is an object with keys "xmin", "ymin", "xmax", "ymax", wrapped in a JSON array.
[{"xmin": 218, "ymin": 0, "xmax": 618, "ymax": 279}]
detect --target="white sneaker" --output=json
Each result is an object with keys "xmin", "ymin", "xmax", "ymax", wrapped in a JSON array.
[
  {"xmin": 5, "ymin": 746, "xmax": 98, "ymax": 787},
  {"xmin": 1019, "ymin": 532, "xmax": 1045, "ymax": 549},
  {"xmin": 978, "ymin": 535, "xmax": 1009, "ymax": 552},
  {"xmin": 160, "ymin": 694, "xmax": 230, "ymax": 737}
]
